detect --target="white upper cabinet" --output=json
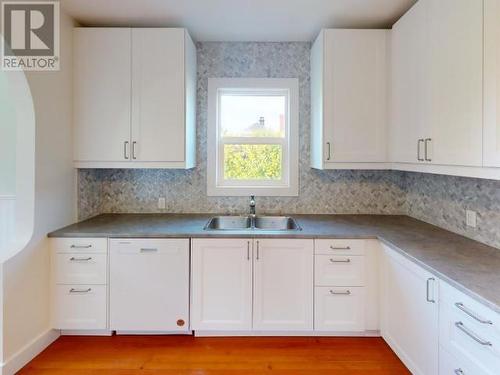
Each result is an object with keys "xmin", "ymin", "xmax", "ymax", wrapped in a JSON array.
[
  {"xmin": 427, "ymin": 0, "xmax": 483, "ymax": 166},
  {"xmin": 390, "ymin": 0, "xmax": 428, "ymax": 164},
  {"xmin": 311, "ymin": 29, "xmax": 389, "ymax": 169},
  {"xmin": 390, "ymin": 0, "xmax": 483, "ymax": 167},
  {"xmin": 484, "ymin": 0, "xmax": 500, "ymax": 167},
  {"xmin": 74, "ymin": 28, "xmax": 132, "ymax": 163},
  {"xmin": 74, "ymin": 28, "xmax": 196, "ymax": 169}
]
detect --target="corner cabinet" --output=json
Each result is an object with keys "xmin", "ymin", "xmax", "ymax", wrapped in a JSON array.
[
  {"xmin": 390, "ymin": 0, "xmax": 484, "ymax": 167},
  {"xmin": 73, "ymin": 28, "xmax": 196, "ymax": 169},
  {"xmin": 380, "ymin": 244, "xmax": 439, "ymax": 375},
  {"xmin": 311, "ymin": 29, "xmax": 389, "ymax": 169}
]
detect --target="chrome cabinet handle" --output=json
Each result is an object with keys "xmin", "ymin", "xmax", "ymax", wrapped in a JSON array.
[
  {"xmin": 455, "ymin": 321, "xmax": 492, "ymax": 346},
  {"xmin": 256, "ymin": 240, "xmax": 260, "ymax": 260},
  {"xmin": 454, "ymin": 369, "xmax": 464, "ymax": 375},
  {"xmin": 132, "ymin": 141, "xmax": 137, "ymax": 160},
  {"xmin": 329, "ymin": 258, "xmax": 351, "ymax": 263},
  {"xmin": 330, "ymin": 290, "xmax": 351, "ymax": 295},
  {"xmin": 417, "ymin": 139, "xmax": 424, "ymax": 161},
  {"xmin": 124, "ymin": 141, "xmax": 129, "ymax": 159},
  {"xmin": 69, "ymin": 288, "xmax": 92, "ymax": 294},
  {"xmin": 424, "ymin": 138, "xmax": 432, "ymax": 162},
  {"xmin": 455, "ymin": 302, "xmax": 493, "ymax": 325},
  {"xmin": 329, "ymin": 246, "xmax": 351, "ymax": 250},
  {"xmin": 70, "ymin": 244, "xmax": 92, "ymax": 249},
  {"xmin": 140, "ymin": 248, "xmax": 158, "ymax": 252},
  {"xmin": 426, "ymin": 278, "xmax": 436, "ymax": 303},
  {"xmin": 326, "ymin": 142, "xmax": 331, "ymax": 161},
  {"xmin": 247, "ymin": 241, "xmax": 250, "ymax": 261},
  {"xmin": 69, "ymin": 256, "xmax": 92, "ymax": 261}
]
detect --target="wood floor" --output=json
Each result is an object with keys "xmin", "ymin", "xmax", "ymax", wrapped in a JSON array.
[{"xmin": 19, "ymin": 335, "xmax": 410, "ymax": 374}]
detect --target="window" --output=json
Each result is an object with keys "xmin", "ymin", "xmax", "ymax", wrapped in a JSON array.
[{"xmin": 207, "ymin": 78, "xmax": 299, "ymax": 196}]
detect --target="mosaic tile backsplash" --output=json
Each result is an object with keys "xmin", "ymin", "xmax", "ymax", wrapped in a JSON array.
[{"xmin": 78, "ymin": 42, "xmax": 500, "ymax": 249}]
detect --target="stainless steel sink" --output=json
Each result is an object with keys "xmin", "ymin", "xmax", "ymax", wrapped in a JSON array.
[
  {"xmin": 254, "ymin": 216, "xmax": 301, "ymax": 230},
  {"xmin": 204, "ymin": 216, "xmax": 252, "ymax": 230},
  {"xmin": 204, "ymin": 216, "xmax": 301, "ymax": 231}
]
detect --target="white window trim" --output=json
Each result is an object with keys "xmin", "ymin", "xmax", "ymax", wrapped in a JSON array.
[{"xmin": 207, "ymin": 78, "xmax": 299, "ymax": 197}]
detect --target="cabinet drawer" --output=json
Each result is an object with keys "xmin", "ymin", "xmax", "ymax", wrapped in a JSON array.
[
  {"xmin": 440, "ymin": 301, "xmax": 500, "ymax": 375},
  {"xmin": 315, "ymin": 239, "xmax": 365, "ymax": 255},
  {"xmin": 51, "ymin": 238, "xmax": 108, "ymax": 254},
  {"xmin": 52, "ymin": 285, "xmax": 107, "ymax": 330},
  {"xmin": 439, "ymin": 346, "xmax": 487, "ymax": 375},
  {"xmin": 314, "ymin": 286, "xmax": 365, "ymax": 331},
  {"xmin": 53, "ymin": 253, "xmax": 107, "ymax": 285},
  {"xmin": 315, "ymin": 255, "xmax": 365, "ymax": 286}
]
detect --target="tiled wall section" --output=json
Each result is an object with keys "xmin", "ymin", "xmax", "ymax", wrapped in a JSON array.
[
  {"xmin": 77, "ymin": 42, "xmax": 500, "ymax": 249},
  {"xmin": 78, "ymin": 42, "xmax": 407, "ymax": 219},
  {"xmin": 405, "ymin": 172, "xmax": 500, "ymax": 249}
]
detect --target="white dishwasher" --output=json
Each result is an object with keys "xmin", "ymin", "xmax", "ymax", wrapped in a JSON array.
[{"xmin": 109, "ymin": 238, "xmax": 190, "ymax": 333}]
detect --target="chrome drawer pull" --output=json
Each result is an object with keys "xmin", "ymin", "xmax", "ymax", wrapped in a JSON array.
[
  {"xmin": 455, "ymin": 321, "xmax": 492, "ymax": 346},
  {"xmin": 69, "ymin": 257, "xmax": 92, "ymax": 261},
  {"xmin": 426, "ymin": 278, "xmax": 436, "ymax": 303},
  {"xmin": 70, "ymin": 244, "xmax": 92, "ymax": 249},
  {"xmin": 330, "ymin": 290, "xmax": 351, "ymax": 295},
  {"xmin": 329, "ymin": 258, "xmax": 351, "ymax": 263},
  {"xmin": 329, "ymin": 246, "xmax": 351, "ymax": 250},
  {"xmin": 69, "ymin": 288, "xmax": 92, "ymax": 294},
  {"xmin": 140, "ymin": 248, "xmax": 158, "ymax": 252},
  {"xmin": 455, "ymin": 303, "xmax": 493, "ymax": 325},
  {"xmin": 454, "ymin": 369, "xmax": 464, "ymax": 375}
]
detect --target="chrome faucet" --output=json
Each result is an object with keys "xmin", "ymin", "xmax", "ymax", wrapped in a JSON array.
[{"xmin": 249, "ymin": 195, "xmax": 256, "ymax": 218}]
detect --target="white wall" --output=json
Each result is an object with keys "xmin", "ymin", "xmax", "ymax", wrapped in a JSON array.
[
  {"xmin": 1, "ymin": 11, "xmax": 77, "ymax": 374},
  {"xmin": 0, "ymin": 72, "xmax": 16, "ymax": 196}
]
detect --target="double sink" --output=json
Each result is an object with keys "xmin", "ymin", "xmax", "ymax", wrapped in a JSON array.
[{"xmin": 204, "ymin": 216, "xmax": 301, "ymax": 231}]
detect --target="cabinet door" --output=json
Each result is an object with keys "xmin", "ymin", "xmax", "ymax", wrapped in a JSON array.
[
  {"xmin": 323, "ymin": 30, "xmax": 388, "ymax": 163},
  {"xmin": 427, "ymin": 0, "xmax": 483, "ymax": 166},
  {"xmin": 484, "ymin": 0, "xmax": 500, "ymax": 167},
  {"xmin": 253, "ymin": 239, "xmax": 313, "ymax": 331},
  {"xmin": 109, "ymin": 239, "xmax": 190, "ymax": 332},
  {"xmin": 390, "ymin": 1, "xmax": 428, "ymax": 164},
  {"xmin": 380, "ymin": 245, "xmax": 439, "ymax": 375},
  {"xmin": 315, "ymin": 287, "xmax": 365, "ymax": 332},
  {"xmin": 131, "ymin": 28, "xmax": 186, "ymax": 163},
  {"xmin": 191, "ymin": 239, "xmax": 253, "ymax": 331},
  {"xmin": 74, "ymin": 28, "xmax": 132, "ymax": 162}
]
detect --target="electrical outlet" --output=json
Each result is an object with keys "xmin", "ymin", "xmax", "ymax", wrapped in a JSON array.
[
  {"xmin": 158, "ymin": 197, "xmax": 166, "ymax": 210},
  {"xmin": 466, "ymin": 210, "xmax": 477, "ymax": 228}
]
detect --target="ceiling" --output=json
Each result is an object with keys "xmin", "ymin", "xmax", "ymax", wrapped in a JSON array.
[{"xmin": 60, "ymin": 0, "xmax": 416, "ymax": 42}]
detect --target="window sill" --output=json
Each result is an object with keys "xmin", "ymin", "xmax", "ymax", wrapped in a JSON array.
[{"xmin": 207, "ymin": 185, "xmax": 299, "ymax": 197}]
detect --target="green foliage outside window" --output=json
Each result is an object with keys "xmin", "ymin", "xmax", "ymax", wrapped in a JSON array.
[{"xmin": 224, "ymin": 144, "xmax": 282, "ymax": 180}]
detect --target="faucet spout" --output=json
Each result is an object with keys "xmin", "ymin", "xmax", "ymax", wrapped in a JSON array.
[{"xmin": 249, "ymin": 195, "xmax": 256, "ymax": 217}]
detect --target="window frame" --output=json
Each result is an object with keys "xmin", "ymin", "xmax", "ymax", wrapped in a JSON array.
[{"xmin": 207, "ymin": 78, "xmax": 299, "ymax": 196}]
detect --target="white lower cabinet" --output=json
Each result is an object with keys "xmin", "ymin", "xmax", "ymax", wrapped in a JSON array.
[
  {"xmin": 51, "ymin": 238, "xmax": 109, "ymax": 331},
  {"xmin": 253, "ymin": 239, "xmax": 313, "ymax": 331},
  {"xmin": 109, "ymin": 239, "xmax": 190, "ymax": 332},
  {"xmin": 315, "ymin": 287, "xmax": 365, "ymax": 331},
  {"xmin": 439, "ymin": 282, "xmax": 500, "ymax": 375},
  {"xmin": 191, "ymin": 238, "xmax": 313, "ymax": 332},
  {"xmin": 191, "ymin": 239, "xmax": 253, "ymax": 331},
  {"xmin": 53, "ymin": 285, "xmax": 107, "ymax": 330},
  {"xmin": 380, "ymin": 244, "xmax": 439, "ymax": 375}
]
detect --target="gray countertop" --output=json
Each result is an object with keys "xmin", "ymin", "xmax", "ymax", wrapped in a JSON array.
[{"xmin": 49, "ymin": 213, "xmax": 500, "ymax": 314}]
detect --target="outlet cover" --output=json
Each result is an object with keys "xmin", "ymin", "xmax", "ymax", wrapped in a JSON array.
[
  {"xmin": 466, "ymin": 210, "xmax": 477, "ymax": 228},
  {"xmin": 158, "ymin": 197, "xmax": 166, "ymax": 210}
]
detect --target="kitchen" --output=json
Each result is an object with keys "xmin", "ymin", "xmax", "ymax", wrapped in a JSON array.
[{"xmin": 0, "ymin": 0, "xmax": 499, "ymax": 374}]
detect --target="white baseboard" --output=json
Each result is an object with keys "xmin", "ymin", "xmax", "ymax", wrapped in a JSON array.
[
  {"xmin": 61, "ymin": 329, "xmax": 113, "ymax": 336},
  {"xmin": 194, "ymin": 330, "xmax": 381, "ymax": 337},
  {"xmin": 1, "ymin": 329, "xmax": 60, "ymax": 375},
  {"xmin": 114, "ymin": 330, "xmax": 192, "ymax": 335}
]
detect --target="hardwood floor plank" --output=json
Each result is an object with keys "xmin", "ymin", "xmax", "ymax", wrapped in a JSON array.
[{"xmin": 18, "ymin": 336, "xmax": 410, "ymax": 374}]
